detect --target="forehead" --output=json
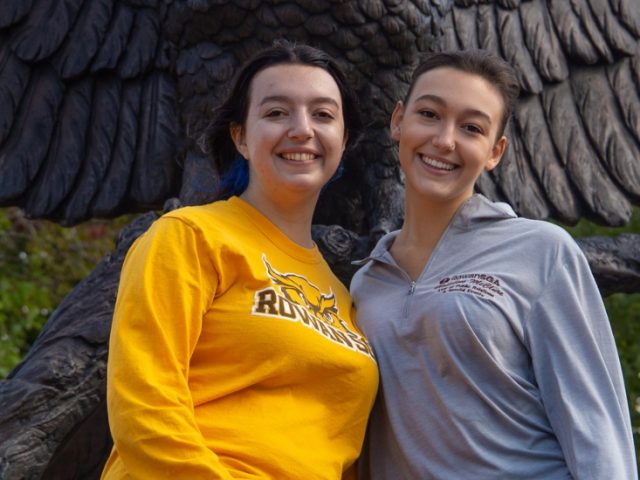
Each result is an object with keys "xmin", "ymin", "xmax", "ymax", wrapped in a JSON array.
[
  {"xmin": 248, "ymin": 64, "xmax": 343, "ymax": 106},
  {"xmin": 408, "ymin": 67, "xmax": 504, "ymax": 120}
]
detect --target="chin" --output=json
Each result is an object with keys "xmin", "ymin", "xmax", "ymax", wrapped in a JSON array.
[{"xmin": 279, "ymin": 179, "xmax": 324, "ymax": 195}]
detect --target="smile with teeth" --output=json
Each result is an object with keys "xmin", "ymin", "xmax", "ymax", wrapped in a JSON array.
[
  {"xmin": 419, "ymin": 154, "xmax": 456, "ymax": 171},
  {"xmin": 280, "ymin": 152, "xmax": 317, "ymax": 161}
]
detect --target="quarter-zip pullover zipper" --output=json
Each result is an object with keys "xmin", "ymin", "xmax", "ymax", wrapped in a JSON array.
[{"xmin": 402, "ymin": 280, "xmax": 417, "ymax": 317}]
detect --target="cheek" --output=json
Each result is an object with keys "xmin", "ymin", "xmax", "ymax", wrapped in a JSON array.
[
  {"xmin": 244, "ymin": 128, "xmax": 276, "ymax": 155},
  {"xmin": 399, "ymin": 122, "xmax": 430, "ymax": 147},
  {"xmin": 459, "ymin": 140, "xmax": 493, "ymax": 164},
  {"xmin": 397, "ymin": 137, "xmax": 417, "ymax": 163},
  {"xmin": 322, "ymin": 128, "xmax": 347, "ymax": 155}
]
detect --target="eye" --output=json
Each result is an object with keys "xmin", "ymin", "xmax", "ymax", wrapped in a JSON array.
[
  {"xmin": 314, "ymin": 109, "xmax": 336, "ymax": 120},
  {"xmin": 264, "ymin": 108, "xmax": 287, "ymax": 118},
  {"xmin": 418, "ymin": 109, "xmax": 438, "ymax": 119},
  {"xmin": 462, "ymin": 124, "xmax": 484, "ymax": 134}
]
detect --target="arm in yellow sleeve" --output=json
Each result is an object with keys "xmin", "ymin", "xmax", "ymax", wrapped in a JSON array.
[{"xmin": 106, "ymin": 216, "xmax": 233, "ymax": 479}]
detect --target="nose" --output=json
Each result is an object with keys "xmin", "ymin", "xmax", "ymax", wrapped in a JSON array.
[
  {"xmin": 288, "ymin": 111, "xmax": 314, "ymax": 140},
  {"xmin": 433, "ymin": 123, "xmax": 455, "ymax": 152}
]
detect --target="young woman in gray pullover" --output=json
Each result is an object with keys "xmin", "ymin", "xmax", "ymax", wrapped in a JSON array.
[{"xmin": 351, "ymin": 50, "xmax": 637, "ymax": 479}]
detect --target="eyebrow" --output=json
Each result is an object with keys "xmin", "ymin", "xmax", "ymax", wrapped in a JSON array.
[
  {"xmin": 413, "ymin": 94, "xmax": 492, "ymax": 123},
  {"xmin": 259, "ymin": 95, "xmax": 341, "ymax": 108}
]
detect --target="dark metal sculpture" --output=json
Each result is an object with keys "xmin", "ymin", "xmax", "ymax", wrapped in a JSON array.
[{"xmin": 0, "ymin": 1, "xmax": 639, "ymax": 478}]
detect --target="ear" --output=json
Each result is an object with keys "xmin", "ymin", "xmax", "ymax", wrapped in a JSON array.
[
  {"xmin": 230, "ymin": 122, "xmax": 249, "ymax": 159},
  {"xmin": 485, "ymin": 136, "xmax": 507, "ymax": 172},
  {"xmin": 390, "ymin": 101, "xmax": 404, "ymax": 141}
]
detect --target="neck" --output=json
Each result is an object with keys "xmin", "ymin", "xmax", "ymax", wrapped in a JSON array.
[
  {"xmin": 397, "ymin": 190, "xmax": 471, "ymax": 251},
  {"xmin": 240, "ymin": 188, "xmax": 318, "ymax": 248}
]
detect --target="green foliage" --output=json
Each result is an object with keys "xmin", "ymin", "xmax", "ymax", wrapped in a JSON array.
[
  {"xmin": 0, "ymin": 208, "xmax": 129, "ymax": 377},
  {"xmin": 607, "ymin": 294, "xmax": 640, "ymax": 450},
  {"xmin": 562, "ymin": 209, "xmax": 640, "ymax": 239},
  {"xmin": 0, "ymin": 276, "xmax": 53, "ymax": 377}
]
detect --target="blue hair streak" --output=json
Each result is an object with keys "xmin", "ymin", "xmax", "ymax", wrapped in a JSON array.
[{"xmin": 219, "ymin": 153, "xmax": 249, "ymax": 198}]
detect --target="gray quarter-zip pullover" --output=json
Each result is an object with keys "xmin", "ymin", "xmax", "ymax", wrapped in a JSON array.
[{"xmin": 352, "ymin": 194, "xmax": 636, "ymax": 480}]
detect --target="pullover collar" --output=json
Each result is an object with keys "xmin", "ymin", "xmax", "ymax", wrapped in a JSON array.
[{"xmin": 359, "ymin": 194, "xmax": 517, "ymax": 265}]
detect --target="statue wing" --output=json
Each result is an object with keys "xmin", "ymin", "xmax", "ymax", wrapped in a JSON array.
[
  {"xmin": 2, "ymin": 0, "xmax": 639, "ymax": 230},
  {"xmin": 0, "ymin": 0, "xmax": 180, "ymax": 225},
  {"xmin": 443, "ymin": 0, "xmax": 640, "ymax": 226}
]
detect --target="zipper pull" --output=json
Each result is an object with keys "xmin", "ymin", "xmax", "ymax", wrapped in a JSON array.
[{"xmin": 409, "ymin": 281, "xmax": 416, "ymax": 295}]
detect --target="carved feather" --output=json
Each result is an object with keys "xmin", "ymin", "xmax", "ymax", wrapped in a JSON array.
[
  {"xmin": 571, "ymin": 67, "xmax": 640, "ymax": 202},
  {"xmin": 91, "ymin": 3, "xmax": 135, "ymax": 73},
  {"xmin": 608, "ymin": 58, "xmax": 640, "ymax": 145},
  {"xmin": 519, "ymin": 1, "xmax": 568, "ymax": 82},
  {"xmin": 0, "ymin": 68, "xmax": 64, "ymax": 203},
  {"xmin": 59, "ymin": 79, "xmax": 122, "ymax": 224},
  {"xmin": 0, "ymin": 43, "xmax": 30, "ymax": 144},
  {"xmin": 53, "ymin": 0, "xmax": 115, "ymax": 79},
  {"xmin": 548, "ymin": 1, "xmax": 602, "ymax": 64},
  {"xmin": 490, "ymin": 127, "xmax": 551, "ymax": 220},
  {"xmin": 585, "ymin": 0, "xmax": 638, "ymax": 55},
  {"xmin": 513, "ymin": 94, "xmax": 581, "ymax": 224},
  {"xmin": 11, "ymin": 0, "xmax": 84, "ymax": 62},
  {"xmin": 91, "ymin": 81, "xmax": 141, "ymax": 217},
  {"xmin": 541, "ymin": 80, "xmax": 632, "ymax": 225},
  {"xmin": 24, "ymin": 78, "xmax": 93, "ymax": 218},
  {"xmin": 117, "ymin": 8, "xmax": 159, "ymax": 79},
  {"xmin": 497, "ymin": 7, "xmax": 544, "ymax": 94},
  {"xmin": 0, "ymin": 0, "xmax": 34, "ymax": 29},
  {"xmin": 129, "ymin": 72, "xmax": 179, "ymax": 207}
]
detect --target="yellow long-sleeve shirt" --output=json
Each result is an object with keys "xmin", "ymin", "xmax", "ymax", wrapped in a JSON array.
[{"xmin": 101, "ymin": 196, "xmax": 378, "ymax": 480}]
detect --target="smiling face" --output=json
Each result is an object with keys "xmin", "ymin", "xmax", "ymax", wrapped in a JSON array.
[
  {"xmin": 391, "ymin": 67, "xmax": 507, "ymax": 211},
  {"xmin": 230, "ymin": 64, "xmax": 347, "ymax": 205}
]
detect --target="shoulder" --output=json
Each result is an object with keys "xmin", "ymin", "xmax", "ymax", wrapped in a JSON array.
[
  {"xmin": 475, "ymin": 213, "xmax": 589, "ymax": 290},
  {"xmin": 161, "ymin": 200, "xmax": 230, "ymax": 228},
  {"xmin": 152, "ymin": 199, "xmax": 251, "ymax": 241},
  {"xmin": 127, "ymin": 201, "xmax": 244, "ymax": 262},
  {"xmin": 466, "ymin": 195, "xmax": 577, "ymax": 251},
  {"xmin": 507, "ymin": 217, "xmax": 583, "ymax": 257},
  {"xmin": 505, "ymin": 218, "xmax": 598, "ymax": 306}
]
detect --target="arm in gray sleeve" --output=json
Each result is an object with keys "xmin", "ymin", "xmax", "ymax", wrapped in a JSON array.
[{"xmin": 525, "ymin": 246, "xmax": 637, "ymax": 479}]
